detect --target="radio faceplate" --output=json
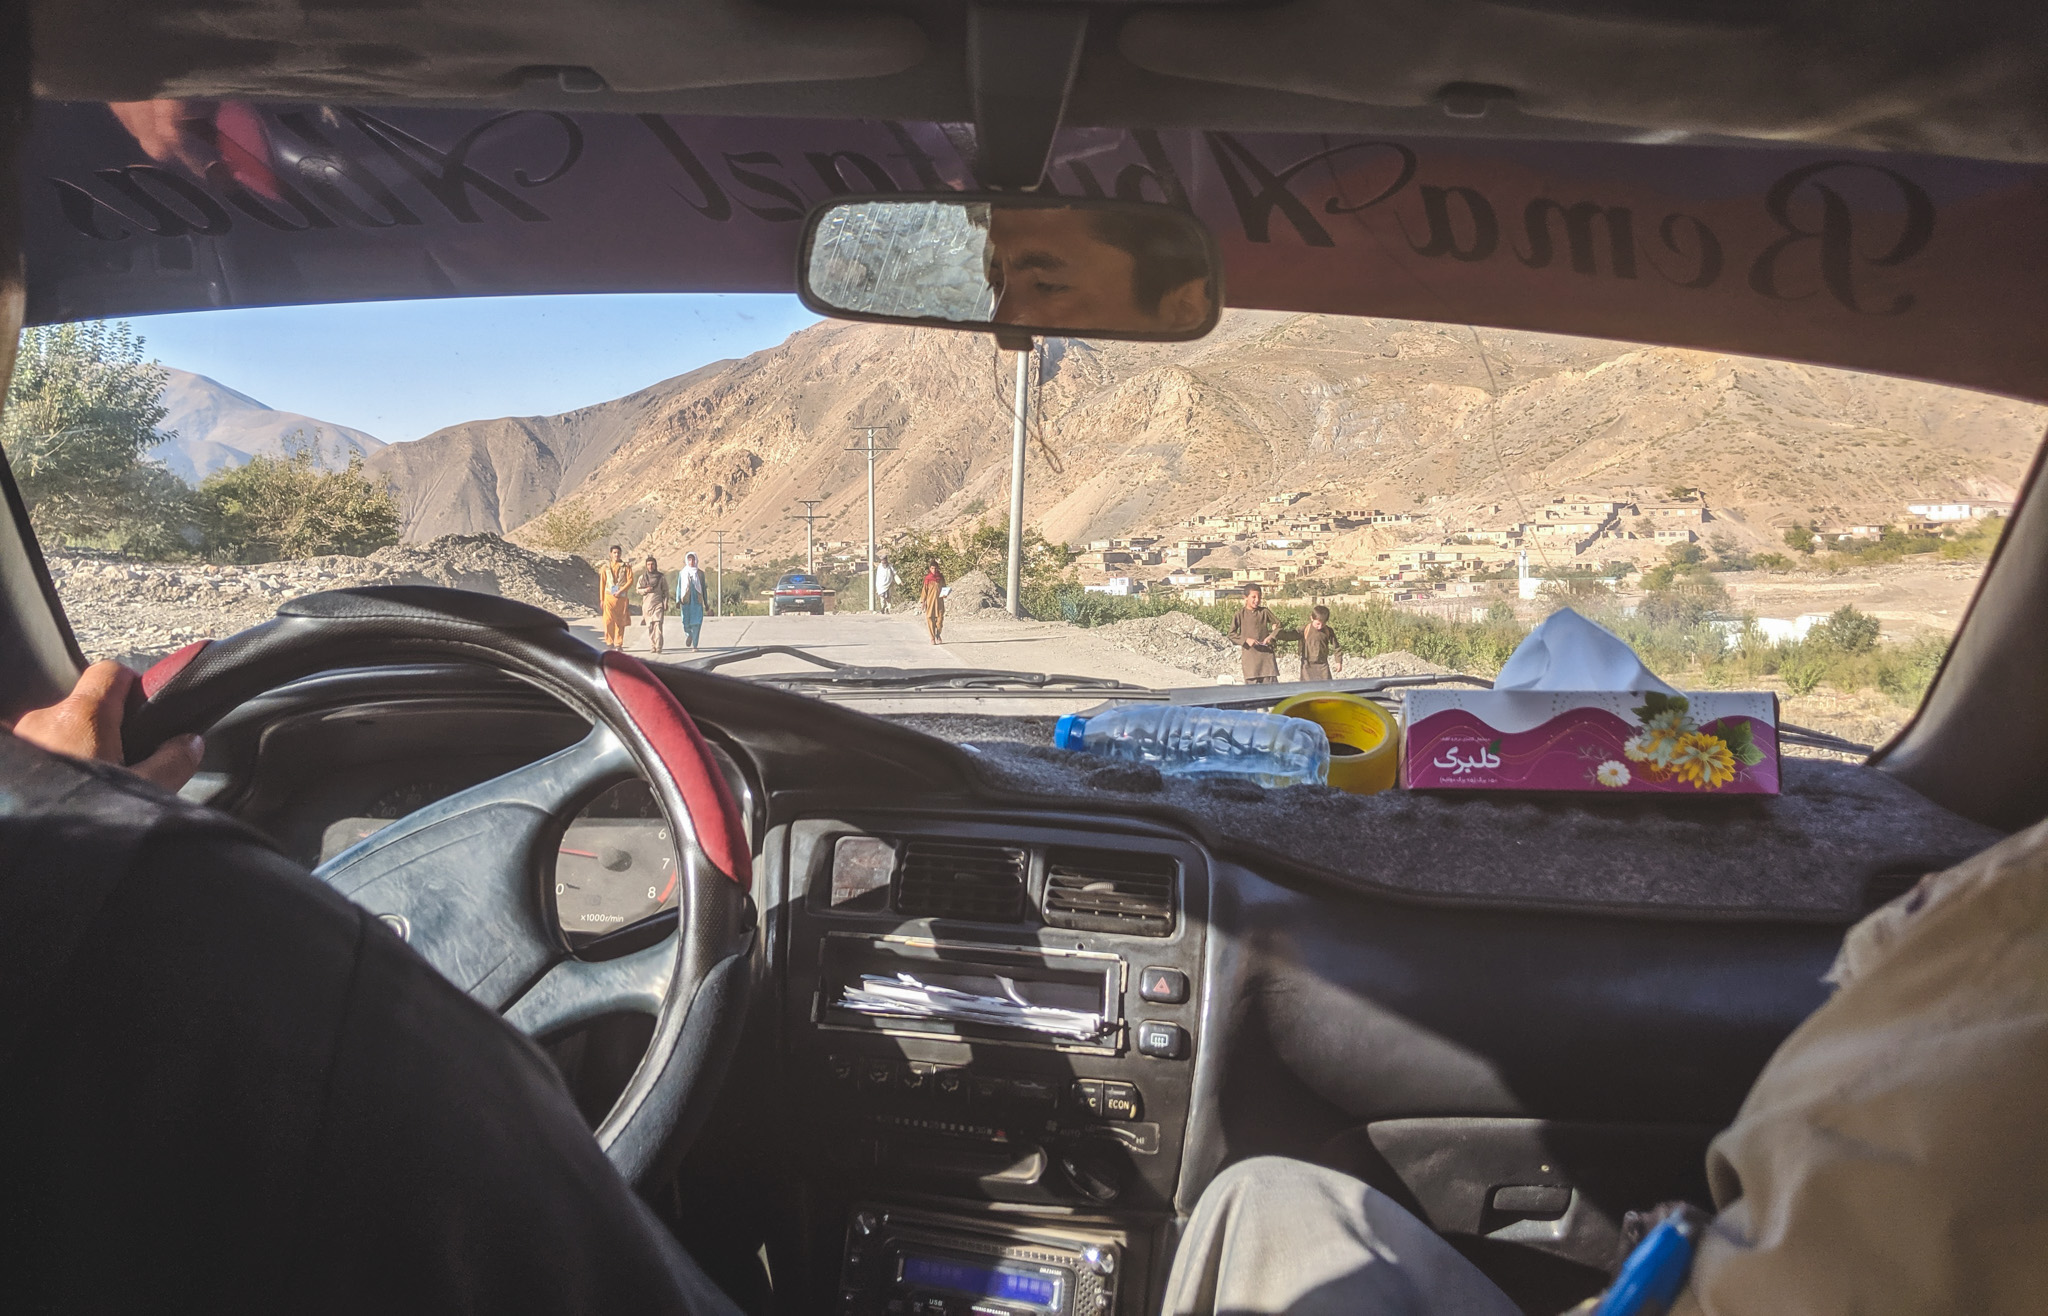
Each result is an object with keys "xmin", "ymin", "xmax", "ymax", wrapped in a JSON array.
[
  {"xmin": 841, "ymin": 1205, "xmax": 1121, "ymax": 1316},
  {"xmin": 783, "ymin": 816, "xmax": 1206, "ymax": 1214}
]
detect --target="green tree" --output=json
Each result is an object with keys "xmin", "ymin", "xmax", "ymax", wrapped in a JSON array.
[
  {"xmin": 892, "ymin": 518, "xmax": 1075, "ymax": 616},
  {"xmin": 1808, "ymin": 605, "xmax": 1881, "ymax": 655},
  {"xmin": 198, "ymin": 432, "xmax": 399, "ymax": 562},
  {"xmin": 1782, "ymin": 522, "xmax": 1817, "ymax": 554},
  {"xmin": 527, "ymin": 500, "xmax": 618, "ymax": 555},
  {"xmin": 2, "ymin": 321, "xmax": 188, "ymax": 548}
]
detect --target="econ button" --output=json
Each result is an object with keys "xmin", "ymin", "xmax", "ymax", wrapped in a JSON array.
[{"xmin": 1137, "ymin": 966, "xmax": 1188, "ymax": 1004}]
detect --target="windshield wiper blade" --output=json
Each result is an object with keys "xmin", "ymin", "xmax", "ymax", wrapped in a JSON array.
[{"xmin": 677, "ymin": 645, "xmax": 1150, "ymax": 693}]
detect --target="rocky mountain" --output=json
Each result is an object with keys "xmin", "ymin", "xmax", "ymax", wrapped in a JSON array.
[
  {"xmin": 375, "ymin": 311, "xmax": 2043, "ymax": 559},
  {"xmin": 367, "ymin": 360, "xmax": 734, "ymax": 541},
  {"xmin": 151, "ymin": 369, "xmax": 384, "ymax": 483}
]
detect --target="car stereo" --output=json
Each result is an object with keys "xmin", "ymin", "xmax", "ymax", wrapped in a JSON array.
[{"xmin": 840, "ymin": 1205, "xmax": 1120, "ymax": 1316}]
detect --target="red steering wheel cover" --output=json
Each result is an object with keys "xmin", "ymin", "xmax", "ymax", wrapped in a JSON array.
[
  {"xmin": 141, "ymin": 640, "xmax": 212, "ymax": 698},
  {"xmin": 600, "ymin": 651, "xmax": 750, "ymax": 884}
]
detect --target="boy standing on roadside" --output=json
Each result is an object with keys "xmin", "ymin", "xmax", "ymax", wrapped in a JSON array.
[
  {"xmin": 1299, "ymin": 604, "xmax": 1344, "ymax": 682},
  {"xmin": 1230, "ymin": 585, "xmax": 1281, "ymax": 684}
]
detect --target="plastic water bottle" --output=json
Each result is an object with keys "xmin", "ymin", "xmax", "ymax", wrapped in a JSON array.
[{"xmin": 1054, "ymin": 706, "xmax": 1330, "ymax": 787}]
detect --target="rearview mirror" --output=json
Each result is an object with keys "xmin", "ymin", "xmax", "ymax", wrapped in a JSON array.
[{"xmin": 797, "ymin": 195, "xmax": 1222, "ymax": 343}]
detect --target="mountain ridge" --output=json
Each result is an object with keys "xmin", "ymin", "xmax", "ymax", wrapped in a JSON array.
[
  {"xmin": 150, "ymin": 368, "xmax": 385, "ymax": 483},
  {"xmin": 341, "ymin": 311, "xmax": 2043, "ymax": 561}
]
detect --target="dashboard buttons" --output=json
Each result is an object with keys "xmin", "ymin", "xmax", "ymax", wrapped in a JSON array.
[
  {"xmin": 1007, "ymin": 1077, "xmax": 1058, "ymax": 1108},
  {"xmin": 1137, "ymin": 966, "xmax": 1189, "ymax": 1005},
  {"xmin": 859, "ymin": 1058, "xmax": 897, "ymax": 1091},
  {"xmin": 933, "ymin": 1069, "xmax": 967, "ymax": 1101},
  {"xmin": 827, "ymin": 1054, "xmax": 856, "ymax": 1087},
  {"xmin": 1100, "ymin": 1082, "xmax": 1141, "ymax": 1121},
  {"xmin": 1071, "ymin": 1079, "xmax": 1106, "ymax": 1117},
  {"xmin": 1135, "ymin": 1021, "xmax": 1188, "ymax": 1060}
]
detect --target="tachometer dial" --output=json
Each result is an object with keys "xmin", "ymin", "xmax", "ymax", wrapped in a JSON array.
[{"xmin": 552, "ymin": 780, "xmax": 681, "ymax": 937}]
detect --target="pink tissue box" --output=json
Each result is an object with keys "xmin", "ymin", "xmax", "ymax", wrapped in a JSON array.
[{"xmin": 1402, "ymin": 689, "xmax": 1780, "ymax": 795}]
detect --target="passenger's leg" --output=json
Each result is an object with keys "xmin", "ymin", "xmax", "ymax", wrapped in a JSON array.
[{"xmin": 1164, "ymin": 1158, "xmax": 1521, "ymax": 1316}]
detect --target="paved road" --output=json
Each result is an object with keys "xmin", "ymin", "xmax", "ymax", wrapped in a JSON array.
[{"xmin": 566, "ymin": 606, "xmax": 1202, "ymax": 714}]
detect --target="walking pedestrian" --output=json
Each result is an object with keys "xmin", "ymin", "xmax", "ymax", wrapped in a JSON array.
[
  {"xmin": 873, "ymin": 555, "xmax": 896, "ymax": 613},
  {"xmin": 920, "ymin": 559, "xmax": 947, "ymax": 645},
  {"xmin": 636, "ymin": 555, "xmax": 668, "ymax": 656},
  {"xmin": 675, "ymin": 552, "xmax": 708, "ymax": 650},
  {"xmin": 1229, "ymin": 584, "xmax": 1281, "ymax": 684},
  {"xmin": 598, "ymin": 545, "xmax": 633, "ymax": 651},
  {"xmin": 1298, "ymin": 604, "xmax": 1345, "ymax": 683}
]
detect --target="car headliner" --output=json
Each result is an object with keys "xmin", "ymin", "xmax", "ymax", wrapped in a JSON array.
[{"xmin": 29, "ymin": 0, "xmax": 2048, "ymax": 165}]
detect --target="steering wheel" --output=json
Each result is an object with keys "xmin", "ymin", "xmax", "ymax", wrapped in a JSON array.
[{"xmin": 121, "ymin": 586, "xmax": 755, "ymax": 1184}]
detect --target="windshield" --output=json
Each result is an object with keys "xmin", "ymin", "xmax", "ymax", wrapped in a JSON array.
[{"xmin": 7, "ymin": 298, "xmax": 2033, "ymax": 750}]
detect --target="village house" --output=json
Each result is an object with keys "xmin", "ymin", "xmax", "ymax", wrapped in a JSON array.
[{"xmin": 1906, "ymin": 501, "xmax": 2012, "ymax": 522}]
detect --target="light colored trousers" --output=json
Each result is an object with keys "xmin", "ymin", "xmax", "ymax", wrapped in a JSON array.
[{"xmin": 1164, "ymin": 1159, "xmax": 1525, "ymax": 1316}]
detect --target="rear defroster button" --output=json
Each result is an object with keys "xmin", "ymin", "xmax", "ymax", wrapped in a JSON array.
[{"xmin": 1135, "ymin": 1021, "xmax": 1188, "ymax": 1060}]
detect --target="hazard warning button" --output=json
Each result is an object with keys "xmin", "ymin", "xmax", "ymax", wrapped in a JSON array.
[{"xmin": 1136, "ymin": 966, "xmax": 1189, "ymax": 1005}]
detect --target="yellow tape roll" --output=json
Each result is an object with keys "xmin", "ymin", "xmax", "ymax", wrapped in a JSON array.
[{"xmin": 1272, "ymin": 690, "xmax": 1401, "ymax": 795}]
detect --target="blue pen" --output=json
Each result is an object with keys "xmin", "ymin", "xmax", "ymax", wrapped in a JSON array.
[{"xmin": 1594, "ymin": 1208, "xmax": 1707, "ymax": 1316}]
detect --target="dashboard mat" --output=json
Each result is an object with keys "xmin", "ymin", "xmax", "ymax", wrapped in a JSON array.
[{"xmin": 955, "ymin": 739, "xmax": 2003, "ymax": 922}]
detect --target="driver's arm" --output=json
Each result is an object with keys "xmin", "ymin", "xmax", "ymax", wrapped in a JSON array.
[{"xmin": 0, "ymin": 667, "xmax": 741, "ymax": 1314}]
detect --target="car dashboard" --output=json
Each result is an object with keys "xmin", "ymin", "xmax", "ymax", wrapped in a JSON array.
[{"xmin": 189, "ymin": 659, "xmax": 1850, "ymax": 1316}]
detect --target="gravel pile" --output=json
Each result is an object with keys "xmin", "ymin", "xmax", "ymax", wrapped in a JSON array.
[
  {"xmin": 1093, "ymin": 611, "xmax": 1240, "ymax": 681},
  {"xmin": 47, "ymin": 533, "xmax": 596, "ymax": 668},
  {"xmin": 946, "ymin": 569, "xmax": 1007, "ymax": 613}
]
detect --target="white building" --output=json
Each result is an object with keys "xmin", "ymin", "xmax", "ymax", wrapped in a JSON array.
[{"xmin": 1907, "ymin": 501, "xmax": 2011, "ymax": 523}]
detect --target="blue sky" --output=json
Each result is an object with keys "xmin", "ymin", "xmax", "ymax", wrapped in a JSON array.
[{"xmin": 127, "ymin": 294, "xmax": 821, "ymax": 444}]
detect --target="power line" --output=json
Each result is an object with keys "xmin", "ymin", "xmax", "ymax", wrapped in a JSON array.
[
  {"xmin": 789, "ymin": 499, "xmax": 825, "ymax": 576},
  {"xmin": 709, "ymin": 528, "xmax": 729, "ymax": 619},
  {"xmin": 847, "ymin": 425, "xmax": 899, "ymax": 612}
]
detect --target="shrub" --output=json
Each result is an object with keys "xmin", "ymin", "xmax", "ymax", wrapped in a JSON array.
[
  {"xmin": 1938, "ymin": 515, "xmax": 2005, "ymax": 561},
  {"xmin": 1780, "ymin": 649, "xmax": 1827, "ymax": 696},
  {"xmin": 528, "ymin": 501, "xmax": 617, "ymax": 555},
  {"xmin": 198, "ymin": 433, "xmax": 399, "ymax": 562},
  {"xmin": 1808, "ymin": 605, "xmax": 1881, "ymax": 654}
]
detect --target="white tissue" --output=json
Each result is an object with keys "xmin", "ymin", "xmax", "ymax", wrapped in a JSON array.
[{"xmin": 1493, "ymin": 608, "xmax": 1678, "ymax": 695}]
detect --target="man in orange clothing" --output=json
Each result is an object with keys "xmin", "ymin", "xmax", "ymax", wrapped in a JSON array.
[{"xmin": 598, "ymin": 545, "xmax": 633, "ymax": 650}]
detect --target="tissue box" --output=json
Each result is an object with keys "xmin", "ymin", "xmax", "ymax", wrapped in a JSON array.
[{"xmin": 1403, "ymin": 689, "xmax": 1780, "ymax": 795}]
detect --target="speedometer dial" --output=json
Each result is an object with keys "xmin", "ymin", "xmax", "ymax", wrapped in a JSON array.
[{"xmin": 553, "ymin": 781, "xmax": 680, "ymax": 938}]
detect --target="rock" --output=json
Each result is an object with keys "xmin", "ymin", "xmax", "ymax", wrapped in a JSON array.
[{"xmin": 45, "ymin": 534, "xmax": 599, "ymax": 669}]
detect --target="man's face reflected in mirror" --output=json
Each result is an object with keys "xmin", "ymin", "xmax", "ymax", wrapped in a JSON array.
[{"xmin": 985, "ymin": 206, "xmax": 1213, "ymax": 335}]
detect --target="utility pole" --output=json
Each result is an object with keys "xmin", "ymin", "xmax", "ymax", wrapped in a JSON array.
[
  {"xmin": 790, "ymin": 499, "xmax": 824, "ymax": 576},
  {"xmin": 847, "ymin": 425, "xmax": 898, "ymax": 612},
  {"xmin": 710, "ymin": 528, "xmax": 728, "ymax": 618},
  {"xmin": 1005, "ymin": 344, "xmax": 1031, "ymax": 618}
]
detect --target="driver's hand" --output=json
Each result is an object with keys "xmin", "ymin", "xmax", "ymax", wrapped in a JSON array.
[{"xmin": 9, "ymin": 661, "xmax": 203, "ymax": 791}]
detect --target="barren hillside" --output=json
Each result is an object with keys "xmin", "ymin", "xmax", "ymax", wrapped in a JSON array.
[{"xmin": 372, "ymin": 311, "xmax": 2042, "ymax": 558}]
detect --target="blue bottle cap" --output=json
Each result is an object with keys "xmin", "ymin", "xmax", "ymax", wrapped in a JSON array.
[{"xmin": 1054, "ymin": 713, "xmax": 1087, "ymax": 750}]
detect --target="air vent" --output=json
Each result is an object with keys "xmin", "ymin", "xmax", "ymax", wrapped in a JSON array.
[
  {"xmin": 895, "ymin": 840, "xmax": 1028, "ymax": 921},
  {"xmin": 1043, "ymin": 847, "xmax": 1177, "ymax": 937}
]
